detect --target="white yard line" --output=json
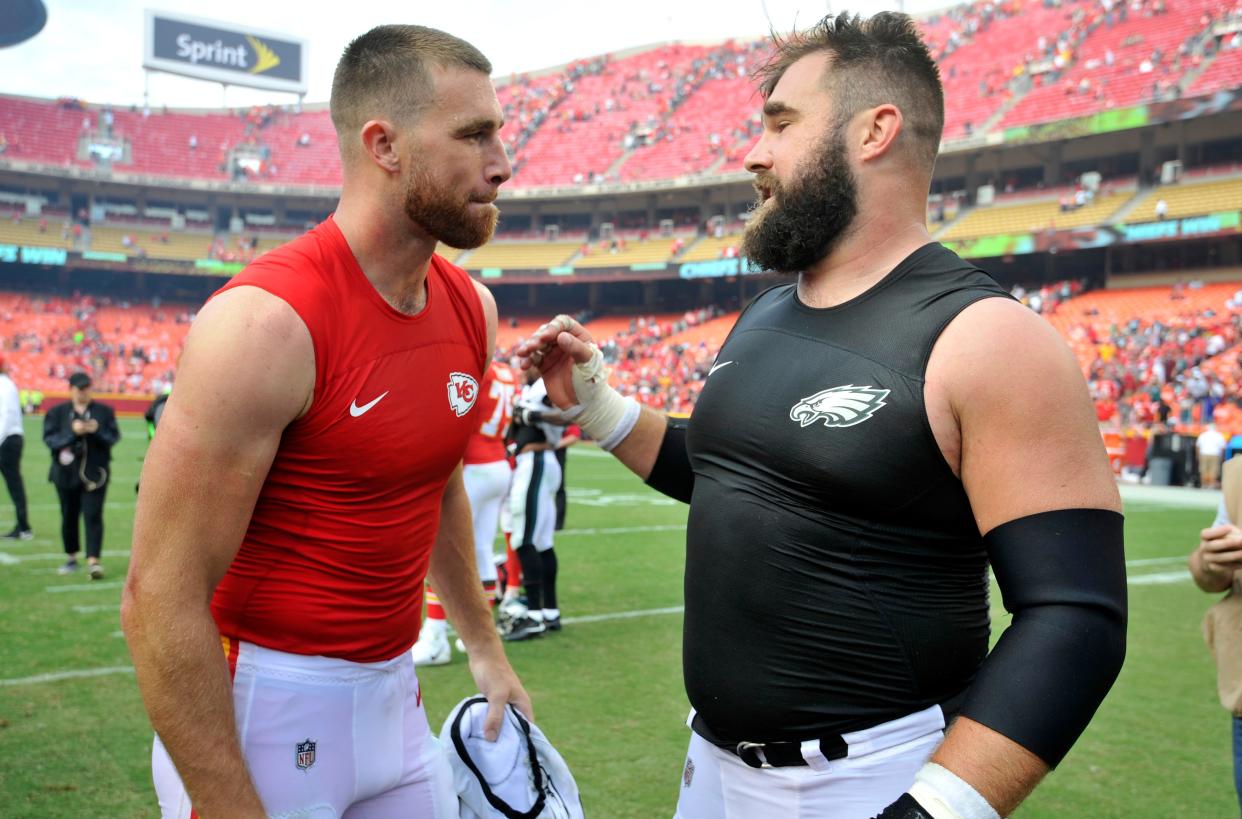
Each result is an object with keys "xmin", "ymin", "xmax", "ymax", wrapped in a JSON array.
[
  {"xmin": 557, "ymin": 524, "xmax": 686, "ymax": 536},
  {"xmin": 0, "ymin": 666, "xmax": 135, "ymax": 687},
  {"xmin": 44, "ymin": 581, "xmax": 124, "ymax": 593},
  {"xmin": 1126, "ymin": 556, "xmax": 1188, "ymax": 567},
  {"xmin": 6, "ymin": 565, "xmax": 1194, "ymax": 689},
  {"xmin": 1127, "ymin": 570, "xmax": 1192, "ymax": 586},
  {"xmin": 4, "ymin": 550, "xmax": 130, "ymax": 563},
  {"xmin": 73, "ymin": 604, "xmax": 121, "ymax": 614},
  {"xmin": 562, "ymin": 605, "xmax": 685, "ymax": 625}
]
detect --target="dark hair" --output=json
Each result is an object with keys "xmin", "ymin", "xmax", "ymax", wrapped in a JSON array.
[
  {"xmin": 330, "ymin": 25, "xmax": 492, "ymax": 158},
  {"xmin": 756, "ymin": 11, "xmax": 944, "ymax": 168}
]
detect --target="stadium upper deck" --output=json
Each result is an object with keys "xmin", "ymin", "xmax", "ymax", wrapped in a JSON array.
[{"xmin": 2, "ymin": 0, "xmax": 1240, "ymax": 192}]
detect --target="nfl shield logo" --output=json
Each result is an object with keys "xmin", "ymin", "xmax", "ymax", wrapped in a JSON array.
[
  {"xmin": 683, "ymin": 757, "xmax": 694, "ymax": 788},
  {"xmin": 296, "ymin": 739, "xmax": 316, "ymax": 771}
]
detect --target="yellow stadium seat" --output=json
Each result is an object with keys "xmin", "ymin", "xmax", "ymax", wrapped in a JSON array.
[{"xmin": 1123, "ymin": 176, "xmax": 1242, "ymax": 224}]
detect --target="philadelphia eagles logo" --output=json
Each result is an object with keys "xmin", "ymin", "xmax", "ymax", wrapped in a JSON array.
[{"xmin": 789, "ymin": 385, "xmax": 890, "ymax": 428}]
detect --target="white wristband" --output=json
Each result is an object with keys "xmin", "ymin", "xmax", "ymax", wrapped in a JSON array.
[
  {"xmin": 561, "ymin": 344, "xmax": 640, "ymax": 451},
  {"xmin": 906, "ymin": 763, "xmax": 1001, "ymax": 819}
]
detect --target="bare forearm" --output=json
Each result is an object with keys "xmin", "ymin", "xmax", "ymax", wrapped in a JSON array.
[
  {"xmin": 930, "ymin": 716, "xmax": 1048, "ymax": 816},
  {"xmin": 428, "ymin": 490, "xmax": 501, "ymax": 655},
  {"xmin": 609, "ymin": 405, "xmax": 669, "ymax": 480},
  {"xmin": 122, "ymin": 598, "xmax": 265, "ymax": 817}
]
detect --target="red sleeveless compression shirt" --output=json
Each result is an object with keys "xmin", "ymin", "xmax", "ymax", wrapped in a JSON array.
[{"xmin": 210, "ymin": 217, "xmax": 487, "ymax": 662}]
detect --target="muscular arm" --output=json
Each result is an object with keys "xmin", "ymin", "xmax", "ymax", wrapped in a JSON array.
[
  {"xmin": 444, "ymin": 280, "xmax": 533, "ymax": 740},
  {"xmin": 427, "ymin": 464, "xmax": 533, "ymax": 737},
  {"xmin": 925, "ymin": 297, "xmax": 1124, "ymax": 815},
  {"xmin": 121, "ymin": 287, "xmax": 313, "ymax": 818}
]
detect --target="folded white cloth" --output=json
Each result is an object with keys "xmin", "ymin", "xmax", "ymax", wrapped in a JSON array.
[{"xmin": 441, "ymin": 696, "xmax": 585, "ymax": 819}]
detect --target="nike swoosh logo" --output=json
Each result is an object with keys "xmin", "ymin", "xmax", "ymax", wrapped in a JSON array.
[
  {"xmin": 349, "ymin": 391, "xmax": 389, "ymax": 417},
  {"xmin": 708, "ymin": 361, "xmax": 734, "ymax": 376}
]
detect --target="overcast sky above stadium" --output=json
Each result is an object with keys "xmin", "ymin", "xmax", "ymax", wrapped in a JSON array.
[{"xmin": 2, "ymin": 0, "xmax": 946, "ymax": 109}]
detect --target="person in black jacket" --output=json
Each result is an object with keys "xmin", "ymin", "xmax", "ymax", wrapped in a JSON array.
[{"xmin": 44, "ymin": 372, "xmax": 119, "ymax": 579}]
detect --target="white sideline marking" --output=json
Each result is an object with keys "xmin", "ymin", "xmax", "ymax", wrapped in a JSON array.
[
  {"xmin": 0, "ymin": 568, "xmax": 1195, "ymax": 688},
  {"xmin": 1127, "ymin": 570, "xmax": 1191, "ymax": 586},
  {"xmin": 5, "ymin": 550, "xmax": 130, "ymax": 563},
  {"xmin": 73, "ymin": 604, "xmax": 120, "ymax": 614},
  {"xmin": 562, "ymin": 605, "xmax": 685, "ymax": 625},
  {"xmin": 1126, "ymin": 556, "xmax": 1187, "ymax": 567},
  {"xmin": 558, "ymin": 524, "xmax": 685, "ymax": 536},
  {"xmin": 0, "ymin": 666, "xmax": 134, "ymax": 687},
  {"xmin": 44, "ymin": 581, "xmax": 124, "ymax": 593}
]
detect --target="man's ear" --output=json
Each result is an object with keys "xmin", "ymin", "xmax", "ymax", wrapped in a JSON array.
[
  {"xmin": 359, "ymin": 119, "xmax": 401, "ymax": 174},
  {"xmin": 857, "ymin": 103, "xmax": 903, "ymax": 164}
]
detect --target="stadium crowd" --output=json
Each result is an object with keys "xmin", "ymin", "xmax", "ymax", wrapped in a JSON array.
[{"xmin": 4, "ymin": 280, "xmax": 1241, "ymax": 446}]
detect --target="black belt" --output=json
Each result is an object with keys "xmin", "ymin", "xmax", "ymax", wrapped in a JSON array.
[
  {"xmin": 692, "ymin": 713, "xmax": 847, "ymax": 769},
  {"xmin": 692, "ymin": 691, "xmax": 966, "ymax": 770}
]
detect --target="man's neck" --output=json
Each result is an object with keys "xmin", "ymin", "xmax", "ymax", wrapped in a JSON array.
[
  {"xmin": 333, "ymin": 187, "xmax": 438, "ymax": 316},
  {"xmin": 73, "ymin": 400, "xmax": 90, "ymax": 413},
  {"xmin": 796, "ymin": 207, "xmax": 932, "ymax": 309}
]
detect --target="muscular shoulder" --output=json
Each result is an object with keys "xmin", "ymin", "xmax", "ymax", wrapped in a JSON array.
[
  {"xmin": 185, "ymin": 287, "xmax": 315, "ymax": 424},
  {"xmin": 932, "ymin": 297, "xmax": 1077, "ymax": 399},
  {"xmin": 927, "ymin": 296, "xmax": 1119, "ymax": 531}
]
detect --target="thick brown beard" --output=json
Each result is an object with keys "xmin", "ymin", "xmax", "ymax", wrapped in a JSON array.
[
  {"xmin": 403, "ymin": 167, "xmax": 498, "ymax": 250},
  {"xmin": 741, "ymin": 125, "xmax": 858, "ymax": 274}
]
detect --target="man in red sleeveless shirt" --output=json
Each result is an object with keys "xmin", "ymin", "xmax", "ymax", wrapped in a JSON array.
[{"xmin": 122, "ymin": 26, "xmax": 530, "ymax": 819}]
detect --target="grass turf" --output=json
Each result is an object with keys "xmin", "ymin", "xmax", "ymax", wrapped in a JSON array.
[{"xmin": 0, "ymin": 415, "xmax": 1233, "ymax": 816}]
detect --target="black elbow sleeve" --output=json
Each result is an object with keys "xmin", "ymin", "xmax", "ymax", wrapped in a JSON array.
[
  {"xmin": 960, "ymin": 508, "xmax": 1127, "ymax": 768},
  {"xmin": 644, "ymin": 417, "xmax": 694, "ymax": 504}
]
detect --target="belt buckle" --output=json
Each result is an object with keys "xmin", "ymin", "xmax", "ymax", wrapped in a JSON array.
[{"xmin": 735, "ymin": 741, "xmax": 770, "ymax": 768}]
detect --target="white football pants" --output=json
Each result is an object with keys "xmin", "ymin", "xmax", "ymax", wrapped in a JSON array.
[
  {"xmin": 152, "ymin": 639, "xmax": 456, "ymax": 818},
  {"xmin": 674, "ymin": 704, "xmax": 947, "ymax": 819}
]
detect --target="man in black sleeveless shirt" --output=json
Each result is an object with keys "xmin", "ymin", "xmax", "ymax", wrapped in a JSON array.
[{"xmin": 520, "ymin": 12, "xmax": 1126, "ymax": 818}]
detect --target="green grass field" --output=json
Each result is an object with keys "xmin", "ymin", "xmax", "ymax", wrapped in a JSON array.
[{"xmin": 0, "ymin": 415, "xmax": 1234, "ymax": 817}]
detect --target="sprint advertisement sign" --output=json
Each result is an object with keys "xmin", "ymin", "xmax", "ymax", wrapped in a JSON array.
[{"xmin": 144, "ymin": 11, "xmax": 307, "ymax": 94}]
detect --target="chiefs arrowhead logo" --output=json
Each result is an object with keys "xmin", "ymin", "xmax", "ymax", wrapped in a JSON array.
[
  {"xmin": 789, "ymin": 385, "xmax": 890, "ymax": 428},
  {"xmin": 447, "ymin": 372, "xmax": 480, "ymax": 417}
]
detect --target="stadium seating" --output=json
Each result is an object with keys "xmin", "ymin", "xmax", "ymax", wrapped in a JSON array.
[
  {"xmin": 573, "ymin": 237, "xmax": 679, "ymax": 268},
  {"xmin": 1000, "ymin": 0, "xmax": 1221, "ymax": 130},
  {"xmin": 87, "ymin": 225, "xmax": 212, "ymax": 261},
  {"xmin": 933, "ymin": 1, "xmax": 1095, "ymax": 139},
  {"xmin": 0, "ymin": 3, "xmax": 1236, "ymax": 190},
  {"xmin": 678, "ymin": 232, "xmax": 744, "ymax": 262},
  {"xmin": 458, "ymin": 241, "xmax": 580, "ymax": 270},
  {"xmin": 0, "ymin": 215, "xmax": 73, "ymax": 250},
  {"xmin": 938, "ymin": 189, "xmax": 1133, "ymax": 240},
  {"xmin": 0, "ymin": 294, "xmax": 191, "ymax": 395},
  {"xmin": 1122, "ymin": 173, "xmax": 1242, "ymax": 223},
  {"xmin": 618, "ymin": 75, "xmax": 757, "ymax": 181},
  {"xmin": 509, "ymin": 45, "xmax": 716, "ymax": 186},
  {"xmin": 1188, "ymin": 41, "xmax": 1242, "ymax": 96}
]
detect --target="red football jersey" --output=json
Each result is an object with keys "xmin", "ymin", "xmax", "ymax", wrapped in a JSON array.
[
  {"xmin": 463, "ymin": 361, "xmax": 517, "ymax": 465},
  {"xmin": 209, "ymin": 217, "xmax": 487, "ymax": 662}
]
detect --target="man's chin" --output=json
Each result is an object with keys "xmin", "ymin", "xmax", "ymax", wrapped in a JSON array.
[{"xmin": 433, "ymin": 213, "xmax": 497, "ymax": 250}]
